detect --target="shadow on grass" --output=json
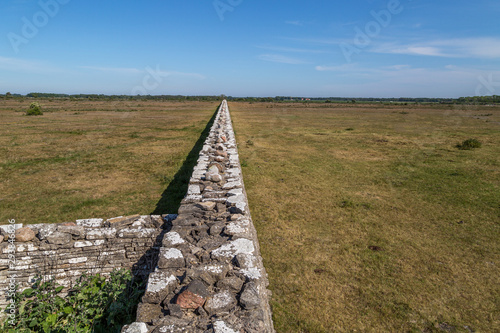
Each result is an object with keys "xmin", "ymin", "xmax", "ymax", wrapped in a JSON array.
[{"xmin": 151, "ymin": 105, "xmax": 218, "ymax": 215}]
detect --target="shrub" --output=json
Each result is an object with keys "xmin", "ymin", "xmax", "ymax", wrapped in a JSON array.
[
  {"xmin": 26, "ymin": 102, "xmax": 43, "ymax": 116},
  {"xmin": 457, "ymin": 138, "xmax": 482, "ymax": 150},
  {"xmin": 1, "ymin": 269, "xmax": 145, "ymax": 333}
]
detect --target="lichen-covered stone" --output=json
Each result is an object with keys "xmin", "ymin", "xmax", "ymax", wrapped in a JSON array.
[
  {"xmin": 143, "ymin": 271, "xmax": 178, "ymax": 304},
  {"xmin": 122, "ymin": 322, "xmax": 149, "ymax": 333},
  {"xmin": 213, "ymin": 321, "xmax": 239, "ymax": 333},
  {"xmin": 158, "ymin": 248, "xmax": 185, "ymax": 269},
  {"xmin": 76, "ymin": 218, "xmax": 103, "ymax": 228},
  {"xmin": 211, "ymin": 238, "xmax": 255, "ymax": 261},
  {"xmin": 46, "ymin": 232, "xmax": 72, "ymax": 245},
  {"xmin": 204, "ymin": 290, "xmax": 237, "ymax": 315},
  {"xmin": 162, "ymin": 232, "xmax": 185, "ymax": 247},
  {"xmin": 57, "ymin": 225, "xmax": 84, "ymax": 237}
]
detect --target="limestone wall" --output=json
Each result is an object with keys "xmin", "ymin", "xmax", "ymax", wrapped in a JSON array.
[
  {"xmin": 124, "ymin": 100, "xmax": 275, "ymax": 333},
  {"xmin": 0, "ymin": 214, "xmax": 176, "ymax": 310}
]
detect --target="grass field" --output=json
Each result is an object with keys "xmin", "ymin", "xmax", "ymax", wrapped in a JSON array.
[
  {"xmin": 1, "ymin": 99, "xmax": 498, "ymax": 332},
  {"xmin": 0, "ymin": 99, "xmax": 217, "ymax": 225},
  {"xmin": 230, "ymin": 102, "xmax": 500, "ymax": 332}
]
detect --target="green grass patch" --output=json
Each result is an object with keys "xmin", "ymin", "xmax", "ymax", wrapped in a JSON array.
[{"xmin": 0, "ymin": 100, "xmax": 218, "ymax": 224}]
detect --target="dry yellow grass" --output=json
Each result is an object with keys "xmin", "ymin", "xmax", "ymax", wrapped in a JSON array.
[
  {"xmin": 0, "ymin": 99, "xmax": 218, "ymax": 224},
  {"xmin": 230, "ymin": 102, "xmax": 500, "ymax": 332}
]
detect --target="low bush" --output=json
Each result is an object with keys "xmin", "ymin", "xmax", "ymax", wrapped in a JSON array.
[
  {"xmin": 457, "ymin": 138, "xmax": 482, "ymax": 150},
  {"xmin": 26, "ymin": 102, "xmax": 43, "ymax": 116},
  {"xmin": 1, "ymin": 269, "xmax": 145, "ymax": 333}
]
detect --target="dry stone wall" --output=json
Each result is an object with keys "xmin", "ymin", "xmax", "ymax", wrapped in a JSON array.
[
  {"xmin": 124, "ymin": 100, "xmax": 275, "ymax": 333},
  {"xmin": 0, "ymin": 213, "xmax": 177, "ymax": 309}
]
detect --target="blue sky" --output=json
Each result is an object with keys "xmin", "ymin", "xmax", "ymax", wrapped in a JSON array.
[{"xmin": 1, "ymin": 0, "xmax": 499, "ymax": 98}]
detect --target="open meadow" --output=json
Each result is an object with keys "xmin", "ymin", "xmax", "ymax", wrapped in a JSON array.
[
  {"xmin": 0, "ymin": 99, "xmax": 218, "ymax": 225},
  {"xmin": 230, "ymin": 102, "xmax": 500, "ymax": 332},
  {"xmin": 1, "ymin": 99, "xmax": 499, "ymax": 332}
]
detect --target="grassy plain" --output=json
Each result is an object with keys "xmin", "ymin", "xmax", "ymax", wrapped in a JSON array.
[
  {"xmin": 0, "ymin": 99, "xmax": 217, "ymax": 225},
  {"xmin": 230, "ymin": 102, "xmax": 500, "ymax": 332}
]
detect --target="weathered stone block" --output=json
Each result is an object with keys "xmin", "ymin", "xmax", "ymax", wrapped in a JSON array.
[
  {"xmin": 142, "ymin": 271, "xmax": 178, "ymax": 304},
  {"xmin": 158, "ymin": 248, "xmax": 185, "ymax": 269},
  {"xmin": 204, "ymin": 290, "xmax": 237, "ymax": 315},
  {"xmin": 15, "ymin": 227, "xmax": 35, "ymax": 242},
  {"xmin": 239, "ymin": 281, "xmax": 260, "ymax": 310},
  {"xmin": 187, "ymin": 185, "xmax": 201, "ymax": 196},
  {"xmin": 235, "ymin": 253, "xmax": 262, "ymax": 280},
  {"xmin": 213, "ymin": 321, "xmax": 239, "ymax": 333},
  {"xmin": 46, "ymin": 232, "xmax": 72, "ymax": 245},
  {"xmin": 76, "ymin": 218, "xmax": 103, "ymax": 228},
  {"xmin": 217, "ymin": 276, "xmax": 244, "ymax": 293},
  {"xmin": 211, "ymin": 238, "xmax": 255, "ymax": 262},
  {"xmin": 106, "ymin": 214, "xmax": 141, "ymax": 228},
  {"xmin": 162, "ymin": 232, "xmax": 185, "ymax": 247},
  {"xmin": 117, "ymin": 228, "xmax": 156, "ymax": 238},
  {"xmin": 196, "ymin": 201, "xmax": 216, "ymax": 211},
  {"xmin": 36, "ymin": 224, "xmax": 57, "ymax": 240},
  {"xmin": 74, "ymin": 241, "xmax": 93, "ymax": 248},
  {"xmin": 86, "ymin": 228, "xmax": 116, "ymax": 240},
  {"xmin": 57, "ymin": 225, "xmax": 85, "ymax": 237},
  {"xmin": 122, "ymin": 322, "xmax": 149, "ymax": 333},
  {"xmin": 176, "ymin": 280, "xmax": 208, "ymax": 309}
]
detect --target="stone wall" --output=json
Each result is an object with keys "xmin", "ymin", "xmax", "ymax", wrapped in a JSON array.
[
  {"xmin": 124, "ymin": 100, "xmax": 275, "ymax": 333},
  {"xmin": 0, "ymin": 214, "xmax": 176, "ymax": 310}
]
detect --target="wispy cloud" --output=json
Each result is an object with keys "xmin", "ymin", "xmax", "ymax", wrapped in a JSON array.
[
  {"xmin": 79, "ymin": 66, "xmax": 143, "ymax": 74},
  {"xmin": 315, "ymin": 63, "xmax": 500, "ymax": 97},
  {"xmin": 78, "ymin": 66, "xmax": 205, "ymax": 79},
  {"xmin": 258, "ymin": 54, "xmax": 308, "ymax": 64},
  {"xmin": 162, "ymin": 71, "xmax": 206, "ymax": 80},
  {"xmin": 256, "ymin": 45, "xmax": 328, "ymax": 54},
  {"xmin": 0, "ymin": 56, "xmax": 60, "ymax": 73},
  {"xmin": 373, "ymin": 37, "xmax": 500, "ymax": 58},
  {"xmin": 285, "ymin": 20, "xmax": 303, "ymax": 26}
]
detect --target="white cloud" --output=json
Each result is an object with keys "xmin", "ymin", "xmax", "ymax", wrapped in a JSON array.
[
  {"xmin": 0, "ymin": 56, "xmax": 60, "ymax": 73},
  {"xmin": 256, "ymin": 45, "xmax": 327, "ymax": 54},
  {"xmin": 373, "ymin": 37, "xmax": 500, "ymax": 58},
  {"xmin": 315, "ymin": 63, "xmax": 500, "ymax": 97},
  {"xmin": 285, "ymin": 20, "xmax": 303, "ymax": 26},
  {"xmin": 78, "ymin": 66, "xmax": 143, "ymax": 74},
  {"xmin": 258, "ymin": 54, "xmax": 308, "ymax": 64}
]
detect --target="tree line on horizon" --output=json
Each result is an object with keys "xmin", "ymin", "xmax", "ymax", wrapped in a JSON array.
[{"xmin": 1, "ymin": 92, "xmax": 499, "ymax": 105}]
